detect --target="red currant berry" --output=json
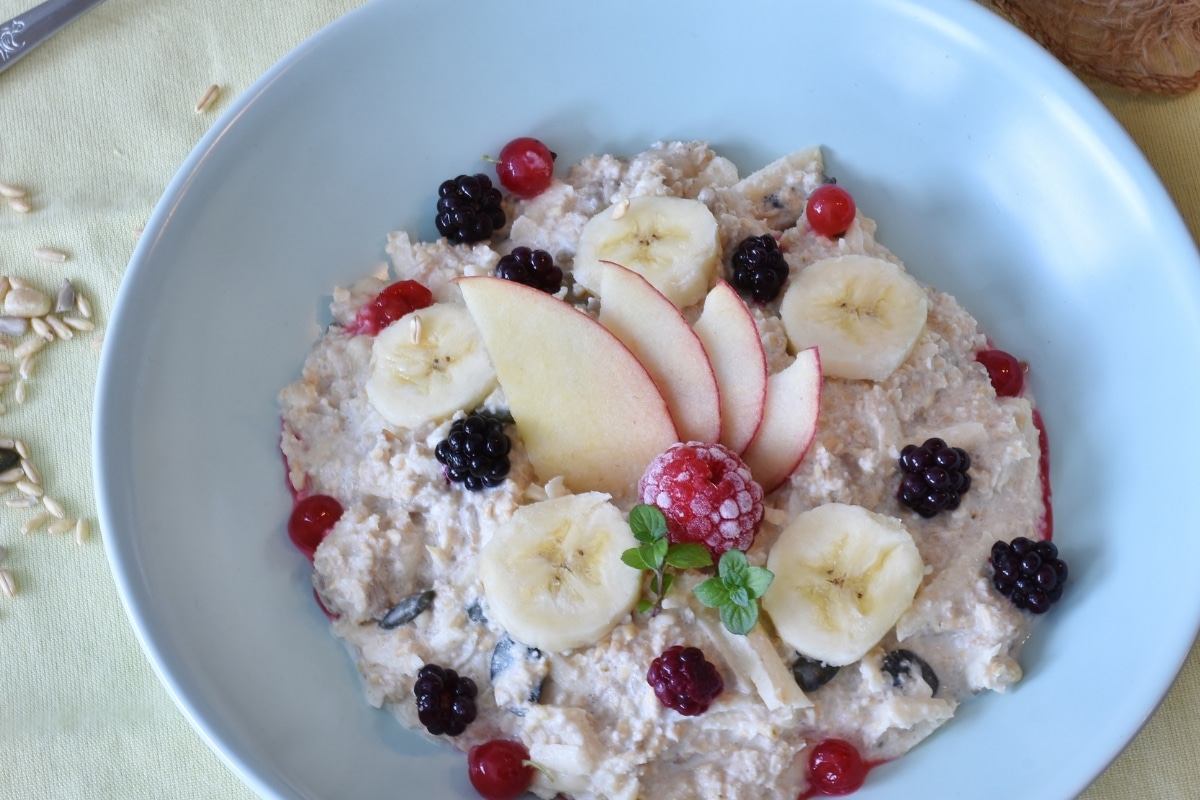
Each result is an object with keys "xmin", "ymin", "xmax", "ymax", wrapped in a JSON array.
[
  {"xmin": 805, "ymin": 184, "xmax": 857, "ymax": 238},
  {"xmin": 808, "ymin": 738, "xmax": 868, "ymax": 796},
  {"xmin": 496, "ymin": 137, "xmax": 555, "ymax": 199},
  {"xmin": 347, "ymin": 280, "xmax": 433, "ymax": 336},
  {"xmin": 468, "ymin": 739, "xmax": 534, "ymax": 800},
  {"xmin": 976, "ymin": 348, "xmax": 1025, "ymax": 398},
  {"xmin": 287, "ymin": 494, "xmax": 343, "ymax": 559}
]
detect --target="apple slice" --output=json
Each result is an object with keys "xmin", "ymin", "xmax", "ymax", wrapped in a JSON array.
[
  {"xmin": 693, "ymin": 281, "xmax": 769, "ymax": 454},
  {"xmin": 457, "ymin": 276, "xmax": 679, "ymax": 499},
  {"xmin": 741, "ymin": 347, "xmax": 822, "ymax": 493},
  {"xmin": 597, "ymin": 261, "xmax": 721, "ymax": 444}
]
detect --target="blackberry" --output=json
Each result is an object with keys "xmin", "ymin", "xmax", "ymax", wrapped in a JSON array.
[
  {"xmin": 495, "ymin": 246, "xmax": 563, "ymax": 294},
  {"xmin": 646, "ymin": 645, "xmax": 724, "ymax": 716},
  {"xmin": 730, "ymin": 234, "xmax": 789, "ymax": 303},
  {"xmin": 897, "ymin": 437, "xmax": 972, "ymax": 518},
  {"xmin": 435, "ymin": 413, "xmax": 511, "ymax": 491},
  {"xmin": 990, "ymin": 537, "xmax": 1068, "ymax": 614},
  {"xmin": 413, "ymin": 663, "xmax": 478, "ymax": 736},
  {"xmin": 436, "ymin": 174, "xmax": 506, "ymax": 244}
]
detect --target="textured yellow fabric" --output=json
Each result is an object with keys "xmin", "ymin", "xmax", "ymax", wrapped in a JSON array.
[{"xmin": 0, "ymin": 2, "xmax": 1196, "ymax": 799}]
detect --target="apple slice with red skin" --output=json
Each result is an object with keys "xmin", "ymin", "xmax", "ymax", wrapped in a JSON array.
[
  {"xmin": 457, "ymin": 276, "xmax": 679, "ymax": 500},
  {"xmin": 598, "ymin": 261, "xmax": 721, "ymax": 444},
  {"xmin": 741, "ymin": 346, "xmax": 822, "ymax": 493},
  {"xmin": 693, "ymin": 281, "xmax": 769, "ymax": 454}
]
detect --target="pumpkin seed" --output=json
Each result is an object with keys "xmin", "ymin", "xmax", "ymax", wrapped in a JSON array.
[{"xmin": 378, "ymin": 589, "xmax": 435, "ymax": 629}]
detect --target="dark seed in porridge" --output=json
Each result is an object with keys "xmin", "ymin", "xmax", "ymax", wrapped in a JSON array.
[
  {"xmin": 379, "ymin": 589, "xmax": 435, "ymax": 629},
  {"xmin": 881, "ymin": 649, "xmax": 939, "ymax": 695},
  {"xmin": 466, "ymin": 598, "xmax": 488, "ymax": 624},
  {"xmin": 414, "ymin": 663, "xmax": 478, "ymax": 737},
  {"xmin": 435, "ymin": 413, "xmax": 512, "ymax": 490},
  {"xmin": 791, "ymin": 653, "xmax": 840, "ymax": 693},
  {"xmin": 435, "ymin": 174, "xmax": 506, "ymax": 245},
  {"xmin": 490, "ymin": 634, "xmax": 546, "ymax": 706}
]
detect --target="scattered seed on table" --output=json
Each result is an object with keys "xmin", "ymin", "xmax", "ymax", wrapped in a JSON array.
[
  {"xmin": 0, "ymin": 182, "xmax": 26, "ymax": 199},
  {"xmin": 15, "ymin": 480, "xmax": 41, "ymax": 498},
  {"xmin": 19, "ymin": 459, "xmax": 39, "ymax": 485},
  {"xmin": 6, "ymin": 277, "xmax": 27, "ymax": 291},
  {"xmin": 74, "ymin": 518, "xmax": 89, "ymax": 544},
  {"xmin": 0, "ymin": 467, "xmax": 23, "ymax": 483},
  {"xmin": 13, "ymin": 381, "xmax": 25, "ymax": 405},
  {"xmin": 18, "ymin": 355, "xmax": 36, "ymax": 380},
  {"xmin": 33, "ymin": 247, "xmax": 67, "ymax": 263},
  {"xmin": 0, "ymin": 316, "xmax": 28, "ymax": 337},
  {"xmin": 5, "ymin": 497, "xmax": 35, "ymax": 508},
  {"xmin": 75, "ymin": 293, "xmax": 92, "ymax": 319},
  {"xmin": 20, "ymin": 511, "xmax": 49, "ymax": 534},
  {"xmin": 194, "ymin": 84, "xmax": 220, "ymax": 113},
  {"xmin": 0, "ymin": 568, "xmax": 16, "ymax": 596},
  {"xmin": 55, "ymin": 279, "xmax": 75, "ymax": 313},
  {"xmin": 7, "ymin": 197, "xmax": 30, "ymax": 214},
  {"xmin": 42, "ymin": 496, "xmax": 64, "ymax": 519},
  {"xmin": 63, "ymin": 316, "xmax": 94, "ymax": 332},
  {"xmin": 30, "ymin": 317, "xmax": 53, "ymax": 341},
  {"xmin": 14, "ymin": 440, "xmax": 28, "ymax": 461},
  {"xmin": 13, "ymin": 338, "xmax": 44, "ymax": 360},
  {"xmin": 45, "ymin": 315, "xmax": 71, "ymax": 340},
  {"xmin": 47, "ymin": 517, "xmax": 74, "ymax": 535}
]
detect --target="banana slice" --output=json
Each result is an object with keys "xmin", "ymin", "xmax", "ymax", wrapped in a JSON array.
[
  {"xmin": 573, "ymin": 195, "xmax": 720, "ymax": 309},
  {"xmin": 779, "ymin": 254, "xmax": 928, "ymax": 381},
  {"xmin": 762, "ymin": 503, "xmax": 924, "ymax": 667},
  {"xmin": 364, "ymin": 302, "xmax": 497, "ymax": 428},
  {"xmin": 479, "ymin": 493, "xmax": 642, "ymax": 653}
]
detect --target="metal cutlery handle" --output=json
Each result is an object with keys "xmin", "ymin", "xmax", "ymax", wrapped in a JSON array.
[{"xmin": 0, "ymin": 0, "xmax": 110, "ymax": 75}]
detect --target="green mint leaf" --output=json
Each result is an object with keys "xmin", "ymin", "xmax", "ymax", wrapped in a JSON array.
[
  {"xmin": 636, "ymin": 598, "xmax": 653, "ymax": 615},
  {"xmin": 743, "ymin": 566, "xmax": 775, "ymax": 599},
  {"xmin": 651, "ymin": 537, "xmax": 669, "ymax": 565},
  {"xmin": 720, "ymin": 601, "xmax": 759, "ymax": 635},
  {"xmin": 665, "ymin": 543, "xmax": 713, "ymax": 570},
  {"xmin": 629, "ymin": 504, "xmax": 668, "ymax": 543},
  {"xmin": 637, "ymin": 542, "xmax": 664, "ymax": 570},
  {"xmin": 727, "ymin": 585, "xmax": 750, "ymax": 608},
  {"xmin": 693, "ymin": 576, "xmax": 730, "ymax": 608},
  {"xmin": 659, "ymin": 571, "xmax": 675, "ymax": 597},
  {"xmin": 621, "ymin": 547, "xmax": 654, "ymax": 571},
  {"xmin": 718, "ymin": 548, "xmax": 750, "ymax": 583}
]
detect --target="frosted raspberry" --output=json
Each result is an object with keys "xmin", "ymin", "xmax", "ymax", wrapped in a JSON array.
[
  {"xmin": 639, "ymin": 442, "xmax": 764, "ymax": 559},
  {"xmin": 647, "ymin": 645, "xmax": 724, "ymax": 716}
]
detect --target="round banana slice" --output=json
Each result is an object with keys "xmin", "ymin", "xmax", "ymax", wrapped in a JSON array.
[
  {"xmin": 573, "ymin": 195, "xmax": 720, "ymax": 309},
  {"xmin": 762, "ymin": 503, "xmax": 924, "ymax": 667},
  {"xmin": 365, "ymin": 302, "xmax": 497, "ymax": 429},
  {"xmin": 479, "ymin": 492, "xmax": 642, "ymax": 653},
  {"xmin": 779, "ymin": 254, "xmax": 928, "ymax": 381}
]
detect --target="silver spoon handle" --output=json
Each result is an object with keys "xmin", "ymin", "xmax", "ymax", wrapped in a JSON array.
[{"xmin": 0, "ymin": 0, "xmax": 110, "ymax": 75}]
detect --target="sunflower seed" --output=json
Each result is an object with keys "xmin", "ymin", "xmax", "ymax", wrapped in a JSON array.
[
  {"xmin": 55, "ymin": 279, "xmax": 75, "ymax": 313},
  {"xmin": 0, "ymin": 466, "xmax": 24, "ymax": 483},
  {"xmin": 42, "ymin": 496, "xmax": 64, "ymax": 519},
  {"xmin": 47, "ymin": 517, "xmax": 75, "ymax": 535},
  {"xmin": 194, "ymin": 84, "xmax": 220, "ymax": 113},
  {"xmin": 16, "ymin": 480, "xmax": 41, "ymax": 497},
  {"xmin": 30, "ymin": 317, "xmax": 53, "ymax": 341},
  {"xmin": 0, "ymin": 438, "xmax": 13, "ymax": 449},
  {"xmin": 63, "ymin": 316, "xmax": 94, "ymax": 332},
  {"xmin": 14, "ymin": 440, "xmax": 28, "ymax": 460},
  {"xmin": 76, "ymin": 293, "xmax": 92, "ymax": 319},
  {"xmin": 0, "ymin": 183, "xmax": 26, "ymax": 199},
  {"xmin": 45, "ymin": 315, "xmax": 72, "ymax": 340},
  {"xmin": 19, "ymin": 459, "xmax": 39, "ymax": 485},
  {"xmin": 74, "ymin": 518, "xmax": 89, "ymax": 544},
  {"xmin": 12, "ymin": 337, "xmax": 43, "ymax": 360},
  {"xmin": 4, "ymin": 286, "xmax": 51, "ymax": 318},
  {"xmin": 21, "ymin": 511, "xmax": 49, "ymax": 534},
  {"xmin": 18, "ymin": 355, "xmax": 36, "ymax": 379},
  {"xmin": 7, "ymin": 277, "xmax": 27, "ymax": 290},
  {"xmin": 5, "ymin": 497, "xmax": 35, "ymax": 508},
  {"xmin": 379, "ymin": 589, "xmax": 435, "ymax": 629},
  {"xmin": 13, "ymin": 381, "xmax": 25, "ymax": 405},
  {"xmin": 7, "ymin": 197, "xmax": 31, "ymax": 214},
  {"xmin": 0, "ymin": 568, "xmax": 16, "ymax": 596},
  {"xmin": 33, "ymin": 247, "xmax": 67, "ymax": 263}
]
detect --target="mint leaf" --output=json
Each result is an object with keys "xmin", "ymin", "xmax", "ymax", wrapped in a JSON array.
[
  {"xmin": 621, "ymin": 547, "xmax": 654, "ymax": 571},
  {"xmin": 651, "ymin": 537, "xmax": 669, "ymax": 565},
  {"xmin": 727, "ymin": 585, "xmax": 750, "ymax": 608},
  {"xmin": 636, "ymin": 598, "xmax": 653, "ymax": 615},
  {"xmin": 629, "ymin": 504, "xmax": 668, "ymax": 543},
  {"xmin": 693, "ymin": 576, "xmax": 730, "ymax": 608},
  {"xmin": 744, "ymin": 565, "xmax": 775, "ymax": 599},
  {"xmin": 659, "ymin": 572, "xmax": 675, "ymax": 597},
  {"xmin": 719, "ymin": 602, "xmax": 759, "ymax": 635},
  {"xmin": 665, "ymin": 543, "xmax": 713, "ymax": 570},
  {"xmin": 718, "ymin": 548, "xmax": 750, "ymax": 583}
]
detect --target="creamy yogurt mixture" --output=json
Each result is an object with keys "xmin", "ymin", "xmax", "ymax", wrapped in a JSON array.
[{"xmin": 279, "ymin": 142, "xmax": 1050, "ymax": 800}]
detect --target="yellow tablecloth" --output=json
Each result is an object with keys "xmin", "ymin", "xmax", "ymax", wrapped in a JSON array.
[{"xmin": 0, "ymin": 1, "xmax": 1196, "ymax": 798}]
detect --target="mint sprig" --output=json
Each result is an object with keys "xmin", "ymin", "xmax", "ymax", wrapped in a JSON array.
[
  {"xmin": 693, "ymin": 549, "xmax": 774, "ymax": 635},
  {"xmin": 620, "ymin": 504, "xmax": 712, "ymax": 616}
]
